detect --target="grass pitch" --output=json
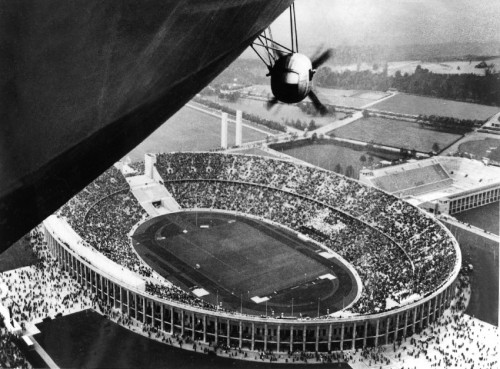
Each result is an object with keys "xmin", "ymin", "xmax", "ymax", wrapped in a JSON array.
[
  {"xmin": 133, "ymin": 211, "xmax": 357, "ymax": 316},
  {"xmin": 371, "ymin": 93, "xmax": 499, "ymax": 120},
  {"xmin": 332, "ymin": 116, "xmax": 462, "ymax": 152}
]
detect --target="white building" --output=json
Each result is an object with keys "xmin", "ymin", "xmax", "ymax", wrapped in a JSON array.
[{"xmin": 359, "ymin": 157, "xmax": 500, "ymax": 215}]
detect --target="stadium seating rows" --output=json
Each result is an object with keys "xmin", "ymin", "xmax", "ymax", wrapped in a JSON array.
[{"xmin": 58, "ymin": 153, "xmax": 457, "ymax": 316}]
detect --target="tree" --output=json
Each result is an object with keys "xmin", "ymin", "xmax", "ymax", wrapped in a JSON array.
[
  {"xmin": 311, "ymin": 132, "xmax": 318, "ymax": 141},
  {"xmin": 360, "ymin": 154, "xmax": 367, "ymax": 164},
  {"xmin": 334, "ymin": 163, "xmax": 343, "ymax": 174},
  {"xmin": 432, "ymin": 142, "xmax": 440, "ymax": 153},
  {"xmin": 362, "ymin": 110, "xmax": 370, "ymax": 118},
  {"xmin": 345, "ymin": 165, "xmax": 355, "ymax": 178},
  {"xmin": 368, "ymin": 156, "xmax": 374, "ymax": 165}
]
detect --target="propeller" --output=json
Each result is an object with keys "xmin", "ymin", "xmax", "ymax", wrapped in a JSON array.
[
  {"xmin": 311, "ymin": 48, "xmax": 334, "ymax": 70},
  {"xmin": 307, "ymin": 90, "xmax": 329, "ymax": 116},
  {"xmin": 266, "ymin": 96, "xmax": 279, "ymax": 110}
]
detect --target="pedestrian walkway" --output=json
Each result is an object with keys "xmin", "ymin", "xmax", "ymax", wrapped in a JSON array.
[{"xmin": 312, "ymin": 111, "xmax": 363, "ymax": 135}]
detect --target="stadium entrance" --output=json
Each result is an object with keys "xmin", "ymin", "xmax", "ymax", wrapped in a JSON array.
[{"xmin": 132, "ymin": 210, "xmax": 359, "ymax": 317}]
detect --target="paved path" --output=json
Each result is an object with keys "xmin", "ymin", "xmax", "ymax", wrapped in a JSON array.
[
  {"xmin": 360, "ymin": 91, "xmax": 398, "ymax": 109},
  {"xmin": 312, "ymin": 112, "xmax": 363, "ymax": 135}
]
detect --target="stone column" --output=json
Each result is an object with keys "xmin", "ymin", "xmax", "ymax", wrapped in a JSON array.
[
  {"xmin": 203, "ymin": 316, "xmax": 207, "ymax": 343},
  {"xmin": 170, "ymin": 307, "xmax": 174, "ymax": 334},
  {"xmin": 363, "ymin": 321, "xmax": 368, "ymax": 347},
  {"xmin": 277, "ymin": 325, "xmax": 281, "ymax": 352},
  {"xmin": 192, "ymin": 313, "xmax": 196, "ymax": 340},
  {"xmin": 302, "ymin": 325, "xmax": 306, "ymax": 352},
  {"xmin": 235, "ymin": 110, "xmax": 242, "ymax": 146},
  {"xmin": 221, "ymin": 113, "xmax": 228, "ymax": 149},
  {"xmin": 264, "ymin": 323, "xmax": 268, "ymax": 351},
  {"xmin": 340, "ymin": 324, "xmax": 345, "ymax": 349},
  {"xmin": 352, "ymin": 322, "xmax": 356, "ymax": 350},
  {"xmin": 328, "ymin": 324, "xmax": 332, "ymax": 351},
  {"xmin": 251, "ymin": 323, "xmax": 255, "ymax": 351},
  {"xmin": 374, "ymin": 320, "xmax": 380, "ymax": 347},
  {"xmin": 239, "ymin": 321, "xmax": 243, "ymax": 349}
]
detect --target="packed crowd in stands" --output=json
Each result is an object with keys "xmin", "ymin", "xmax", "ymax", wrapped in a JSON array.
[
  {"xmin": 0, "ymin": 224, "xmax": 494, "ymax": 368},
  {"xmin": 57, "ymin": 152, "xmax": 458, "ymax": 315},
  {"xmin": 59, "ymin": 167, "xmax": 152, "ymax": 277},
  {"xmin": 155, "ymin": 152, "xmax": 458, "ymax": 314}
]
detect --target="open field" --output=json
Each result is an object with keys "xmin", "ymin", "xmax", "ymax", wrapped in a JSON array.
[
  {"xmin": 35, "ymin": 309, "xmax": 352, "ymax": 369},
  {"xmin": 126, "ymin": 106, "xmax": 268, "ymax": 162},
  {"xmin": 274, "ymin": 141, "xmax": 403, "ymax": 178},
  {"xmin": 371, "ymin": 93, "xmax": 499, "ymax": 120},
  {"xmin": 203, "ymin": 94, "xmax": 346, "ymax": 127},
  {"xmin": 246, "ymin": 84, "xmax": 388, "ymax": 109},
  {"xmin": 443, "ymin": 223, "xmax": 499, "ymax": 326},
  {"xmin": 457, "ymin": 137, "xmax": 500, "ymax": 160},
  {"xmin": 454, "ymin": 202, "xmax": 499, "ymax": 235},
  {"xmin": 133, "ymin": 211, "xmax": 356, "ymax": 316},
  {"xmin": 331, "ymin": 116, "xmax": 463, "ymax": 152}
]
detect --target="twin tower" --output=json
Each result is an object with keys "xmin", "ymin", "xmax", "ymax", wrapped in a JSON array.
[{"xmin": 220, "ymin": 110, "xmax": 243, "ymax": 149}]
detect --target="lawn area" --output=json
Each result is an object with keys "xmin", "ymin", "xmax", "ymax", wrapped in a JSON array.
[
  {"xmin": 0, "ymin": 235, "xmax": 38, "ymax": 272},
  {"xmin": 247, "ymin": 84, "xmax": 388, "ymax": 109},
  {"xmin": 457, "ymin": 137, "xmax": 500, "ymax": 160},
  {"xmin": 203, "ymin": 95, "xmax": 346, "ymax": 127},
  {"xmin": 126, "ymin": 106, "xmax": 268, "ymax": 162},
  {"xmin": 331, "ymin": 116, "xmax": 463, "ymax": 152},
  {"xmin": 372, "ymin": 93, "xmax": 500, "ymax": 120},
  {"xmin": 276, "ymin": 141, "xmax": 403, "ymax": 179}
]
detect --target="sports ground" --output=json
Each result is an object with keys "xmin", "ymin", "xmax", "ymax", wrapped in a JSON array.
[
  {"xmin": 371, "ymin": 93, "xmax": 499, "ymax": 120},
  {"xmin": 331, "ymin": 117, "xmax": 462, "ymax": 153},
  {"xmin": 132, "ymin": 211, "xmax": 358, "ymax": 317}
]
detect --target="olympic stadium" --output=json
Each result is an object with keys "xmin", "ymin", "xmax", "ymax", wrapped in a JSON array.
[{"xmin": 42, "ymin": 152, "xmax": 461, "ymax": 353}]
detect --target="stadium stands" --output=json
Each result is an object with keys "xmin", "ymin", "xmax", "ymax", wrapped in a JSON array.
[{"xmin": 58, "ymin": 152, "xmax": 458, "ymax": 317}]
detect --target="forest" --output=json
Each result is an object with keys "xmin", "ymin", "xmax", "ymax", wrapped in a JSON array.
[{"xmin": 314, "ymin": 65, "xmax": 500, "ymax": 106}]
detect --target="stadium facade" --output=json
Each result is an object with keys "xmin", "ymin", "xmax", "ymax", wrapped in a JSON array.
[
  {"xmin": 42, "ymin": 153, "xmax": 462, "ymax": 353},
  {"xmin": 360, "ymin": 157, "xmax": 500, "ymax": 215}
]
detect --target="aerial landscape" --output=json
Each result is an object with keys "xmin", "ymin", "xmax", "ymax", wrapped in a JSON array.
[{"xmin": 0, "ymin": 1, "xmax": 499, "ymax": 368}]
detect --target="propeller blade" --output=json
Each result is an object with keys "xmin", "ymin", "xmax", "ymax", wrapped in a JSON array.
[
  {"xmin": 266, "ymin": 96, "xmax": 279, "ymax": 110},
  {"xmin": 311, "ymin": 48, "xmax": 334, "ymax": 69},
  {"xmin": 308, "ymin": 90, "xmax": 329, "ymax": 116}
]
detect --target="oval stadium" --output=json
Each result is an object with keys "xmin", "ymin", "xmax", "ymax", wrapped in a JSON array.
[{"xmin": 43, "ymin": 152, "xmax": 461, "ymax": 353}]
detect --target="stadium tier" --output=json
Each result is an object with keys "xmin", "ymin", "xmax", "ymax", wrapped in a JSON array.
[
  {"xmin": 46, "ymin": 152, "xmax": 461, "ymax": 352},
  {"xmin": 360, "ymin": 157, "xmax": 500, "ymax": 215}
]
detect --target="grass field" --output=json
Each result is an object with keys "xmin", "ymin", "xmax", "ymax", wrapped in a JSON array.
[
  {"xmin": 247, "ymin": 84, "xmax": 387, "ymax": 109},
  {"xmin": 133, "ymin": 211, "xmax": 356, "ymax": 316},
  {"xmin": 203, "ymin": 95, "xmax": 346, "ymax": 127},
  {"xmin": 443, "ymin": 223, "xmax": 498, "ymax": 326},
  {"xmin": 457, "ymin": 137, "xmax": 500, "ymax": 160},
  {"xmin": 372, "ymin": 93, "xmax": 499, "ymax": 120},
  {"xmin": 35, "ymin": 310, "xmax": 354, "ymax": 368},
  {"xmin": 277, "ymin": 142, "xmax": 403, "ymax": 179},
  {"xmin": 331, "ymin": 117, "xmax": 463, "ymax": 152},
  {"xmin": 126, "ymin": 106, "xmax": 268, "ymax": 162},
  {"xmin": 454, "ymin": 202, "xmax": 499, "ymax": 235}
]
